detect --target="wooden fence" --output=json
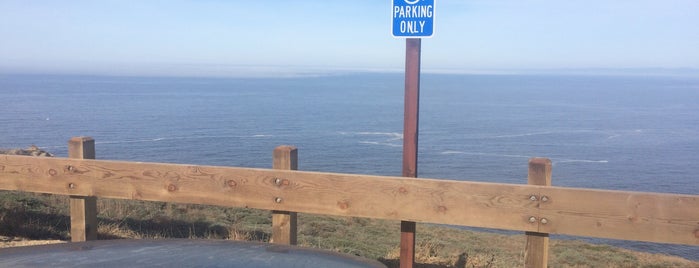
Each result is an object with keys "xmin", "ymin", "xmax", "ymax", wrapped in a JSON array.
[{"xmin": 1, "ymin": 137, "xmax": 697, "ymax": 267}]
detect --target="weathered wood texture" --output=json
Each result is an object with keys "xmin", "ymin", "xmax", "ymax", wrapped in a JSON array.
[
  {"xmin": 1, "ymin": 155, "xmax": 698, "ymax": 245},
  {"xmin": 525, "ymin": 158, "xmax": 552, "ymax": 268},
  {"xmin": 539, "ymin": 187, "xmax": 699, "ymax": 245},
  {"xmin": 68, "ymin": 137, "xmax": 98, "ymax": 242},
  {"xmin": 0, "ymin": 155, "xmax": 539, "ymax": 231},
  {"xmin": 68, "ymin": 137, "xmax": 95, "ymax": 160},
  {"xmin": 69, "ymin": 196, "xmax": 97, "ymax": 241},
  {"xmin": 271, "ymin": 145, "xmax": 298, "ymax": 245}
]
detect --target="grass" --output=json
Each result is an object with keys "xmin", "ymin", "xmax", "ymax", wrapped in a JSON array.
[{"xmin": 1, "ymin": 191, "xmax": 697, "ymax": 267}]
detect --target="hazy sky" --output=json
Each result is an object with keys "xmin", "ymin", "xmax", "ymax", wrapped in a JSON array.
[{"xmin": 1, "ymin": 0, "xmax": 698, "ymax": 77}]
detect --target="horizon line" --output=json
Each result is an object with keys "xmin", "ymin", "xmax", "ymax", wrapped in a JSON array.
[{"xmin": 1, "ymin": 65, "xmax": 697, "ymax": 79}]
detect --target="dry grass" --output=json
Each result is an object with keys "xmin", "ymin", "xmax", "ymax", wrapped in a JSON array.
[
  {"xmin": 1, "ymin": 191, "xmax": 697, "ymax": 267},
  {"xmin": 0, "ymin": 236, "xmax": 64, "ymax": 248}
]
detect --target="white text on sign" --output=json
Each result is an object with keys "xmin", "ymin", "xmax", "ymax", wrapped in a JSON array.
[{"xmin": 392, "ymin": 0, "xmax": 435, "ymax": 37}]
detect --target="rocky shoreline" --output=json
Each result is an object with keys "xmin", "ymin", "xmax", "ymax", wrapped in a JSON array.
[{"xmin": 0, "ymin": 146, "xmax": 54, "ymax": 157}]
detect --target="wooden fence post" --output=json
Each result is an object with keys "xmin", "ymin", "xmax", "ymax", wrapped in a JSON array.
[
  {"xmin": 524, "ymin": 157, "xmax": 552, "ymax": 268},
  {"xmin": 68, "ymin": 136, "xmax": 98, "ymax": 242},
  {"xmin": 271, "ymin": 145, "xmax": 298, "ymax": 245}
]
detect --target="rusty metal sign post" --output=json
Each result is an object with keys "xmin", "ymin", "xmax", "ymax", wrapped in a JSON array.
[
  {"xmin": 400, "ymin": 37, "xmax": 421, "ymax": 268},
  {"xmin": 392, "ymin": 0, "xmax": 435, "ymax": 267}
]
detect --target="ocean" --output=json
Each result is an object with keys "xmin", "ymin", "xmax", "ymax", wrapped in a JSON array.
[{"xmin": 1, "ymin": 73, "xmax": 698, "ymax": 260}]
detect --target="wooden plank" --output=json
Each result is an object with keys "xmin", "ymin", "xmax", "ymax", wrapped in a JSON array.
[
  {"xmin": 69, "ymin": 196, "xmax": 97, "ymax": 241},
  {"xmin": 0, "ymin": 155, "xmax": 540, "ymax": 232},
  {"xmin": 271, "ymin": 145, "xmax": 298, "ymax": 245},
  {"xmin": 273, "ymin": 145, "xmax": 297, "ymax": 171},
  {"xmin": 539, "ymin": 186, "xmax": 699, "ymax": 245},
  {"xmin": 68, "ymin": 136, "xmax": 98, "ymax": 242},
  {"xmin": 524, "ymin": 158, "xmax": 551, "ymax": 268},
  {"xmin": 68, "ymin": 136, "xmax": 95, "ymax": 160},
  {"xmin": 2, "ymin": 155, "xmax": 698, "ymax": 245},
  {"xmin": 271, "ymin": 211, "xmax": 297, "ymax": 244}
]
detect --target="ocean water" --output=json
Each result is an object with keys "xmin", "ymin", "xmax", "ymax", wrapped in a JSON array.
[{"xmin": 1, "ymin": 73, "xmax": 698, "ymax": 260}]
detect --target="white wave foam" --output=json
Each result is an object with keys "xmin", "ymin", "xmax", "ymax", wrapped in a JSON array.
[
  {"xmin": 356, "ymin": 132, "xmax": 398, "ymax": 135},
  {"xmin": 438, "ymin": 151, "xmax": 608, "ymax": 164},
  {"xmin": 493, "ymin": 129, "xmax": 609, "ymax": 139},
  {"xmin": 440, "ymin": 151, "xmax": 530, "ymax": 158},
  {"xmin": 501, "ymin": 154, "xmax": 531, "ymax": 158},
  {"xmin": 606, "ymin": 134, "xmax": 621, "ymax": 139},
  {"xmin": 355, "ymin": 132, "xmax": 403, "ymax": 140},
  {"xmin": 96, "ymin": 138, "xmax": 166, "ymax": 145},
  {"xmin": 338, "ymin": 131, "xmax": 402, "ymax": 138},
  {"xmin": 556, "ymin": 159, "xmax": 609, "ymax": 164},
  {"xmin": 493, "ymin": 132, "xmax": 554, "ymax": 138},
  {"xmin": 472, "ymin": 152, "xmax": 527, "ymax": 158},
  {"xmin": 358, "ymin": 141, "xmax": 402, "ymax": 147},
  {"xmin": 94, "ymin": 134, "xmax": 275, "ymax": 145},
  {"xmin": 342, "ymin": 131, "xmax": 404, "ymax": 148}
]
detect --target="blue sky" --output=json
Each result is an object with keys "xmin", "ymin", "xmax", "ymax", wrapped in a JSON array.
[{"xmin": 1, "ymin": 0, "xmax": 698, "ymax": 77}]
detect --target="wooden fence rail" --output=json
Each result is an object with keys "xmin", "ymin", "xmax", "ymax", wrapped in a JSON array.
[{"xmin": 1, "ymin": 137, "xmax": 698, "ymax": 267}]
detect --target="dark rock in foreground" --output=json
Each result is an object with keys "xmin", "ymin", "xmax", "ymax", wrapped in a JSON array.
[{"xmin": 0, "ymin": 146, "xmax": 53, "ymax": 157}]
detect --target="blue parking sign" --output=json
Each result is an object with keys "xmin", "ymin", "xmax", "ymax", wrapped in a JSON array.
[{"xmin": 392, "ymin": 0, "xmax": 435, "ymax": 38}]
